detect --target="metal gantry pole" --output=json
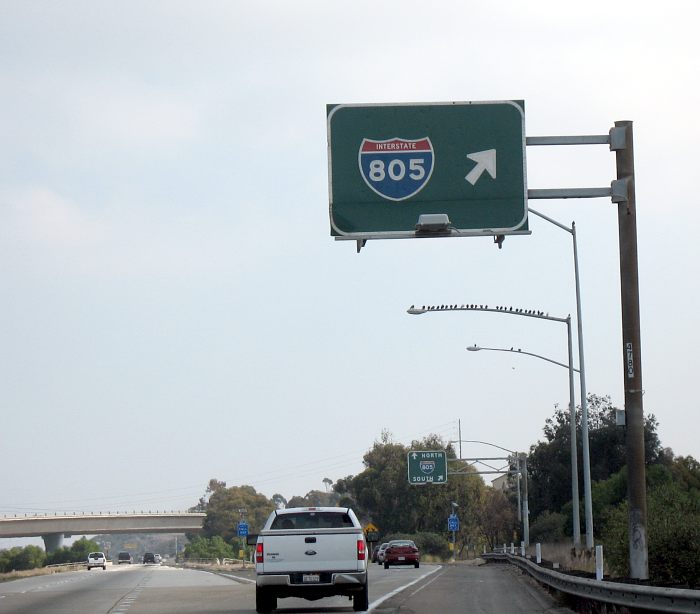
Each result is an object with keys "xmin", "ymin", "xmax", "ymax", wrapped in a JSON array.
[{"xmin": 613, "ymin": 121, "xmax": 648, "ymax": 579}]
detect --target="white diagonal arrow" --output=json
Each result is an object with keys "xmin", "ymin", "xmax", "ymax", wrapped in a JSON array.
[{"xmin": 465, "ymin": 149, "xmax": 497, "ymax": 185}]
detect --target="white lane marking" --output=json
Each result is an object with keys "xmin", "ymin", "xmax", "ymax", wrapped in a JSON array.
[
  {"xmin": 219, "ymin": 573, "xmax": 256, "ymax": 584},
  {"xmin": 408, "ymin": 568, "xmax": 445, "ymax": 597},
  {"xmin": 108, "ymin": 581, "xmax": 148, "ymax": 613},
  {"xmin": 368, "ymin": 566, "xmax": 441, "ymax": 611}
]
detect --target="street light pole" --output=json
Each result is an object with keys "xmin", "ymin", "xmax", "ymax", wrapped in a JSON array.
[
  {"xmin": 529, "ymin": 207, "xmax": 594, "ymax": 551},
  {"xmin": 450, "ymin": 501, "xmax": 458, "ymax": 563},
  {"xmin": 565, "ymin": 315, "xmax": 581, "ymax": 548},
  {"xmin": 466, "ymin": 342, "xmax": 581, "ymax": 548},
  {"xmin": 520, "ymin": 454, "xmax": 529, "ymax": 547},
  {"xmin": 410, "ymin": 304, "xmax": 582, "ymax": 547}
]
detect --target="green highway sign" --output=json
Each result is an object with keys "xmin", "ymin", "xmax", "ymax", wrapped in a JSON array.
[
  {"xmin": 407, "ymin": 450, "xmax": 448, "ymax": 485},
  {"xmin": 327, "ymin": 101, "xmax": 528, "ymax": 239}
]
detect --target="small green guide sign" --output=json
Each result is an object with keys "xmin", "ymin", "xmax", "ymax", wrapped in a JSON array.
[
  {"xmin": 407, "ymin": 450, "xmax": 448, "ymax": 485},
  {"xmin": 327, "ymin": 101, "xmax": 528, "ymax": 239}
]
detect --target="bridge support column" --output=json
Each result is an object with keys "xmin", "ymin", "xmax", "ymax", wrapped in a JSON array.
[{"xmin": 42, "ymin": 533, "xmax": 65, "ymax": 552}]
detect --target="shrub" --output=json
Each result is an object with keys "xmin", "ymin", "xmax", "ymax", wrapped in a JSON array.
[
  {"xmin": 529, "ymin": 511, "xmax": 567, "ymax": 544},
  {"xmin": 45, "ymin": 537, "xmax": 100, "ymax": 566},
  {"xmin": 0, "ymin": 545, "xmax": 46, "ymax": 572},
  {"xmin": 184, "ymin": 536, "xmax": 234, "ymax": 560},
  {"xmin": 602, "ymin": 482, "xmax": 700, "ymax": 586}
]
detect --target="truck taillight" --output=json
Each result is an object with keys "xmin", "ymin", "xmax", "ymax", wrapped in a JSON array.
[
  {"xmin": 256, "ymin": 542, "xmax": 264, "ymax": 563},
  {"xmin": 357, "ymin": 539, "xmax": 366, "ymax": 560}
]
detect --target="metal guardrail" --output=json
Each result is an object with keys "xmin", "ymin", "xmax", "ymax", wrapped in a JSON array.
[{"xmin": 484, "ymin": 553, "xmax": 700, "ymax": 613}]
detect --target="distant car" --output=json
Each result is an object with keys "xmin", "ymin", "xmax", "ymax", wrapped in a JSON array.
[
  {"xmin": 143, "ymin": 552, "xmax": 156, "ymax": 564},
  {"xmin": 383, "ymin": 540, "xmax": 420, "ymax": 568},
  {"xmin": 376, "ymin": 542, "xmax": 390, "ymax": 564},
  {"xmin": 371, "ymin": 545, "xmax": 381, "ymax": 563},
  {"xmin": 154, "ymin": 553, "xmax": 162, "ymax": 564},
  {"xmin": 87, "ymin": 552, "xmax": 107, "ymax": 570},
  {"xmin": 117, "ymin": 551, "xmax": 132, "ymax": 564}
]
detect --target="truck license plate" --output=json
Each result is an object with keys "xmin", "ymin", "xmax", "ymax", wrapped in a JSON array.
[
  {"xmin": 398, "ymin": 556, "xmax": 405, "ymax": 561},
  {"xmin": 303, "ymin": 574, "xmax": 320, "ymax": 583}
]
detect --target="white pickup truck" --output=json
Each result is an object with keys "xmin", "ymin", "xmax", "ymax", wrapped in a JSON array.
[{"xmin": 255, "ymin": 506, "xmax": 368, "ymax": 613}]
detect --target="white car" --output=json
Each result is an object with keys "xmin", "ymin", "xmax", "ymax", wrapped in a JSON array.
[{"xmin": 87, "ymin": 551, "xmax": 107, "ymax": 570}]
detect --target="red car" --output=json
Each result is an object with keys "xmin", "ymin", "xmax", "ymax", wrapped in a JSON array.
[{"xmin": 383, "ymin": 540, "xmax": 420, "ymax": 568}]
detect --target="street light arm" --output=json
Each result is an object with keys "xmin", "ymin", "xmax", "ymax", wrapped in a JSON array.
[
  {"xmin": 467, "ymin": 345, "xmax": 580, "ymax": 373},
  {"xmin": 449, "ymin": 439, "xmax": 516, "ymax": 455},
  {"xmin": 407, "ymin": 304, "xmax": 569, "ymax": 324}
]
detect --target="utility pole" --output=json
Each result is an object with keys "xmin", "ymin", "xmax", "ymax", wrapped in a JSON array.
[{"xmin": 613, "ymin": 121, "xmax": 648, "ymax": 580}]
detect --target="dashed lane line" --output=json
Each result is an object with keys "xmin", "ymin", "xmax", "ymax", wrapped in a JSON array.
[{"xmin": 368, "ymin": 566, "xmax": 442, "ymax": 612}]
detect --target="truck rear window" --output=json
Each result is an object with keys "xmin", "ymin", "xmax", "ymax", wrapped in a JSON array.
[{"xmin": 271, "ymin": 512, "xmax": 354, "ymax": 530}]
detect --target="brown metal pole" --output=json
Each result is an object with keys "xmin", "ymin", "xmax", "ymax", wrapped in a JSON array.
[{"xmin": 614, "ymin": 120, "xmax": 649, "ymax": 580}]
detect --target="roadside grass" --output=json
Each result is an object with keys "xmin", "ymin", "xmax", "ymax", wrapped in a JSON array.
[{"xmin": 0, "ymin": 564, "xmax": 83, "ymax": 583}]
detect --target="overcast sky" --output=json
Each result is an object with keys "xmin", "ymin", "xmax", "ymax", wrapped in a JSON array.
[{"xmin": 2, "ymin": 1, "xmax": 699, "ymax": 546}]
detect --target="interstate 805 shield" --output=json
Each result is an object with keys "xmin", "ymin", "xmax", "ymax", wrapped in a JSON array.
[{"xmin": 358, "ymin": 138, "xmax": 434, "ymax": 202}]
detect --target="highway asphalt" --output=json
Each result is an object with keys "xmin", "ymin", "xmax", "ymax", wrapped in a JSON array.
[{"xmin": 0, "ymin": 561, "xmax": 574, "ymax": 613}]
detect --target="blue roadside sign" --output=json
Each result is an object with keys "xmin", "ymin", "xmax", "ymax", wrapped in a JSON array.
[
  {"xmin": 448, "ymin": 515, "xmax": 460, "ymax": 532},
  {"xmin": 237, "ymin": 522, "xmax": 249, "ymax": 537}
]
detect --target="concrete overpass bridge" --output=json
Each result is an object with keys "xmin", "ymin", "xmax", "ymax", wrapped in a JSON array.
[{"xmin": 0, "ymin": 512, "xmax": 205, "ymax": 551}]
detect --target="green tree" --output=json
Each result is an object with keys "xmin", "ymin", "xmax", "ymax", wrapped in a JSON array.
[
  {"xmin": 669, "ymin": 454, "xmax": 700, "ymax": 492},
  {"xmin": 287, "ymin": 490, "xmax": 339, "ymax": 508},
  {"xmin": 45, "ymin": 537, "xmax": 100, "ymax": 566},
  {"xmin": 198, "ymin": 481, "xmax": 275, "ymax": 543},
  {"xmin": 0, "ymin": 545, "xmax": 46, "ymax": 572},
  {"xmin": 14, "ymin": 545, "xmax": 46, "ymax": 570},
  {"xmin": 271, "ymin": 493, "xmax": 287, "ymax": 509},
  {"xmin": 528, "ymin": 511, "xmax": 567, "ymax": 544},
  {"xmin": 475, "ymin": 488, "xmax": 517, "ymax": 549},
  {"xmin": 528, "ymin": 394, "xmax": 662, "ymax": 523},
  {"xmin": 184, "ymin": 536, "xmax": 234, "ymax": 560},
  {"xmin": 333, "ymin": 431, "xmax": 489, "ymax": 551}
]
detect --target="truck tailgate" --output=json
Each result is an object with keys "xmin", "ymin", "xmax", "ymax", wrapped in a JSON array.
[{"xmin": 260, "ymin": 530, "xmax": 362, "ymax": 573}]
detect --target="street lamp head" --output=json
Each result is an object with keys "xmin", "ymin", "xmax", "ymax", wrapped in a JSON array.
[
  {"xmin": 407, "ymin": 306, "xmax": 427, "ymax": 315},
  {"xmin": 466, "ymin": 345, "xmax": 481, "ymax": 352}
]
